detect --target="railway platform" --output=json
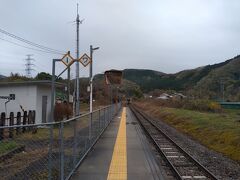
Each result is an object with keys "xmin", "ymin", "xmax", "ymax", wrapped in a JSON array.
[{"xmin": 72, "ymin": 107, "xmax": 164, "ymax": 180}]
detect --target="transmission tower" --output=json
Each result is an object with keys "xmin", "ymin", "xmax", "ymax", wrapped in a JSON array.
[{"xmin": 25, "ymin": 54, "xmax": 35, "ymax": 78}]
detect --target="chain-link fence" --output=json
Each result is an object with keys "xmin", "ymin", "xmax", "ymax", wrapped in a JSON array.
[{"xmin": 0, "ymin": 103, "xmax": 121, "ymax": 180}]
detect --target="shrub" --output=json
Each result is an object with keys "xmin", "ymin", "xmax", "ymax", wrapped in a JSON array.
[
  {"xmin": 54, "ymin": 103, "xmax": 73, "ymax": 121},
  {"xmin": 208, "ymin": 102, "xmax": 222, "ymax": 113},
  {"xmin": 148, "ymin": 98, "xmax": 223, "ymax": 113}
]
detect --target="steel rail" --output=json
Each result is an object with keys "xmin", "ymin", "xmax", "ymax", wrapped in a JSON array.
[
  {"xmin": 130, "ymin": 105, "xmax": 218, "ymax": 180},
  {"xmin": 130, "ymin": 105, "xmax": 183, "ymax": 179}
]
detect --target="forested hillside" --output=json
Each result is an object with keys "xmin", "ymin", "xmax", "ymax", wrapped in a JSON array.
[
  {"xmin": 0, "ymin": 74, "xmax": 5, "ymax": 79},
  {"xmin": 1, "ymin": 55, "xmax": 240, "ymax": 101},
  {"xmin": 122, "ymin": 55, "xmax": 240, "ymax": 100}
]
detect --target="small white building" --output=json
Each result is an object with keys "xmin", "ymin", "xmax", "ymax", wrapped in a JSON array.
[
  {"xmin": 143, "ymin": 93, "xmax": 153, "ymax": 99},
  {"xmin": 156, "ymin": 93, "xmax": 172, "ymax": 100},
  {"xmin": 172, "ymin": 93, "xmax": 187, "ymax": 100},
  {"xmin": 0, "ymin": 81, "xmax": 64, "ymax": 124}
]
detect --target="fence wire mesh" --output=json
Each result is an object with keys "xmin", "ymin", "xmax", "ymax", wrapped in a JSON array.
[{"xmin": 0, "ymin": 104, "xmax": 121, "ymax": 180}]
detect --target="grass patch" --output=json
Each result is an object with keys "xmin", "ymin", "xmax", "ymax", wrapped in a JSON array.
[
  {"xmin": 14, "ymin": 116, "xmax": 90, "ymax": 141},
  {"xmin": 0, "ymin": 141, "xmax": 18, "ymax": 155},
  {"xmin": 136, "ymin": 101, "xmax": 240, "ymax": 162}
]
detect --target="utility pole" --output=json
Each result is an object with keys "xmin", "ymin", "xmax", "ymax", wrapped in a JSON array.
[
  {"xmin": 67, "ymin": 53, "xmax": 71, "ymax": 119},
  {"xmin": 25, "ymin": 54, "xmax": 34, "ymax": 78},
  {"xmin": 89, "ymin": 45, "xmax": 99, "ymax": 113},
  {"xmin": 67, "ymin": 65, "xmax": 71, "ymax": 104},
  {"xmin": 220, "ymin": 79, "xmax": 225, "ymax": 102},
  {"xmin": 75, "ymin": 4, "xmax": 80, "ymax": 116}
]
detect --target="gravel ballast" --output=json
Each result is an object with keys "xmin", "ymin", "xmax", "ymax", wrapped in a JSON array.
[{"xmin": 141, "ymin": 110, "xmax": 240, "ymax": 180}]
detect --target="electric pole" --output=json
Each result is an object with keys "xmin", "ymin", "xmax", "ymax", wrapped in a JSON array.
[
  {"xmin": 67, "ymin": 64, "xmax": 71, "ymax": 104},
  {"xmin": 25, "ymin": 54, "xmax": 34, "ymax": 78},
  {"xmin": 75, "ymin": 4, "xmax": 80, "ymax": 116},
  {"xmin": 220, "ymin": 79, "xmax": 225, "ymax": 102}
]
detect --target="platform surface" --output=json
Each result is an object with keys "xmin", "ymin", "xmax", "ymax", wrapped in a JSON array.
[{"xmin": 72, "ymin": 107, "xmax": 164, "ymax": 180}]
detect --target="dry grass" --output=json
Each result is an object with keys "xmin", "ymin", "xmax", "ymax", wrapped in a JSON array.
[
  {"xmin": 135, "ymin": 100, "xmax": 240, "ymax": 162},
  {"xmin": 0, "ymin": 147, "xmax": 50, "ymax": 179}
]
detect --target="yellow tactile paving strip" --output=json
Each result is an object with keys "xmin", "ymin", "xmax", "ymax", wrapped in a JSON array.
[{"xmin": 107, "ymin": 107, "xmax": 127, "ymax": 180}]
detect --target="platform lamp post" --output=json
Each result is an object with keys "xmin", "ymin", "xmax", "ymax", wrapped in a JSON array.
[
  {"xmin": 89, "ymin": 45, "xmax": 99, "ymax": 113},
  {"xmin": 88, "ymin": 45, "xmax": 99, "ymax": 141}
]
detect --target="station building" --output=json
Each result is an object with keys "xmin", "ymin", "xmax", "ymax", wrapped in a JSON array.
[{"xmin": 0, "ymin": 81, "xmax": 64, "ymax": 124}]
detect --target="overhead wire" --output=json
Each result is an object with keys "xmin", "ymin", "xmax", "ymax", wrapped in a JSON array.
[
  {"xmin": 0, "ymin": 37, "xmax": 63, "ymax": 55},
  {"xmin": 0, "ymin": 28, "xmax": 85, "ymax": 78},
  {"xmin": 0, "ymin": 28, "xmax": 65, "ymax": 54}
]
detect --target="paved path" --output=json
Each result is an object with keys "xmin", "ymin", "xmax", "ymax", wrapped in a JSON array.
[{"xmin": 72, "ymin": 107, "xmax": 164, "ymax": 180}]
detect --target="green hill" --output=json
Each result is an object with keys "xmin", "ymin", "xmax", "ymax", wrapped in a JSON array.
[
  {"xmin": 0, "ymin": 74, "xmax": 5, "ymax": 79},
  {"xmin": 122, "ymin": 69, "xmax": 176, "ymax": 92},
  {"xmin": 121, "ymin": 55, "xmax": 240, "ymax": 100},
  {"xmin": 193, "ymin": 55, "xmax": 240, "ymax": 100},
  {"xmin": 2, "ymin": 55, "xmax": 240, "ymax": 101}
]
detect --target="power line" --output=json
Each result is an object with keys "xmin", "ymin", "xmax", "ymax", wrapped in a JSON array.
[
  {"xmin": 0, "ymin": 28, "xmax": 65, "ymax": 54},
  {"xmin": 25, "ymin": 54, "xmax": 35, "ymax": 78},
  {"xmin": 0, "ymin": 28, "xmax": 64, "ymax": 54},
  {"xmin": 0, "ymin": 37, "xmax": 62, "ymax": 55}
]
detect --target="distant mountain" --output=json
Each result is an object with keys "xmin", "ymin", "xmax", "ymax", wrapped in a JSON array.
[
  {"xmin": 122, "ymin": 69, "xmax": 177, "ymax": 92},
  {"xmin": 123, "ymin": 58, "xmax": 234, "ymax": 92},
  {"xmin": 67, "ymin": 55, "xmax": 240, "ymax": 100},
  {"xmin": 193, "ymin": 55, "xmax": 240, "ymax": 100},
  {"xmin": 121, "ymin": 55, "xmax": 240, "ymax": 101},
  {"xmin": 0, "ymin": 74, "xmax": 5, "ymax": 79}
]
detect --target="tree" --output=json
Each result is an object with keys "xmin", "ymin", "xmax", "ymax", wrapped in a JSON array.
[
  {"xmin": 2, "ymin": 73, "xmax": 30, "ymax": 82},
  {"xmin": 35, "ymin": 72, "xmax": 64, "ymax": 81},
  {"xmin": 35, "ymin": 72, "xmax": 52, "ymax": 80}
]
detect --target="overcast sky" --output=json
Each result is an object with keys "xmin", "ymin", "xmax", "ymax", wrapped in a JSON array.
[{"xmin": 0, "ymin": 0, "xmax": 240, "ymax": 78}]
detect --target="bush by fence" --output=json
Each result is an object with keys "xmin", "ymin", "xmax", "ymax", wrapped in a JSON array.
[
  {"xmin": 54, "ymin": 103, "xmax": 72, "ymax": 121},
  {"xmin": 0, "ymin": 110, "xmax": 36, "ymax": 140}
]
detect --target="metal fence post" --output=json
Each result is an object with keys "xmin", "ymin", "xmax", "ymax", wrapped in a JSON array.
[
  {"xmin": 98, "ymin": 109, "xmax": 101, "ymax": 132},
  {"xmin": 110, "ymin": 105, "xmax": 112, "ymax": 120},
  {"xmin": 73, "ymin": 119, "xmax": 77, "ymax": 167},
  {"xmin": 89, "ymin": 113, "xmax": 92, "ymax": 142},
  {"xmin": 112, "ymin": 105, "xmax": 113, "ymax": 119},
  {"xmin": 112, "ymin": 105, "xmax": 114, "ymax": 118},
  {"xmin": 112, "ymin": 105, "xmax": 114, "ymax": 119},
  {"xmin": 48, "ymin": 124, "xmax": 53, "ymax": 180},
  {"xmin": 108, "ymin": 106, "xmax": 110, "ymax": 123},
  {"xmin": 60, "ymin": 122, "xmax": 64, "ymax": 180},
  {"xmin": 103, "ymin": 108, "xmax": 106, "ymax": 128},
  {"xmin": 109, "ymin": 105, "xmax": 111, "ymax": 121},
  {"xmin": 109, "ymin": 106, "xmax": 111, "ymax": 121},
  {"xmin": 107, "ymin": 107, "xmax": 108, "ymax": 123}
]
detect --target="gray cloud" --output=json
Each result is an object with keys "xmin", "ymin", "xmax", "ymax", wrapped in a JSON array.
[{"xmin": 0, "ymin": 0, "xmax": 240, "ymax": 78}]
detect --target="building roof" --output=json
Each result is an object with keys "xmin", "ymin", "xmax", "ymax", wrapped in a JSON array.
[{"xmin": 0, "ymin": 80, "xmax": 65, "ymax": 88}]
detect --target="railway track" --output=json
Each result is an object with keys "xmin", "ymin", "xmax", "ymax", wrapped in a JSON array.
[{"xmin": 130, "ymin": 105, "xmax": 218, "ymax": 180}]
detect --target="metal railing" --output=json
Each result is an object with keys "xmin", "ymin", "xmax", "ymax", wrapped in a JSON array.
[{"xmin": 0, "ymin": 103, "xmax": 121, "ymax": 180}]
